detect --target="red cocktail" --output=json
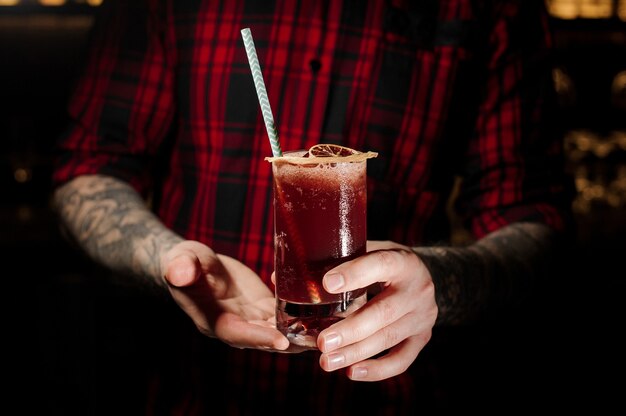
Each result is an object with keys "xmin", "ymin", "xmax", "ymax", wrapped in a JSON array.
[{"xmin": 269, "ymin": 144, "xmax": 377, "ymax": 349}]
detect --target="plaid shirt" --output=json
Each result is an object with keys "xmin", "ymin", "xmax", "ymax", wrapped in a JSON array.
[{"xmin": 53, "ymin": 0, "xmax": 570, "ymax": 413}]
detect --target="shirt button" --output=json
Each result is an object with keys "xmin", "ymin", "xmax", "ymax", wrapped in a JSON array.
[{"xmin": 309, "ymin": 59, "xmax": 322, "ymax": 73}]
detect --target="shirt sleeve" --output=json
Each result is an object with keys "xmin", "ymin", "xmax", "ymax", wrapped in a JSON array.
[
  {"xmin": 456, "ymin": 1, "xmax": 574, "ymax": 239},
  {"xmin": 52, "ymin": 0, "xmax": 175, "ymax": 197}
]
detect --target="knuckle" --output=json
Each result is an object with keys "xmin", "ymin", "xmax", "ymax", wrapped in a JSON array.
[
  {"xmin": 373, "ymin": 249, "xmax": 397, "ymax": 272},
  {"xmin": 374, "ymin": 297, "xmax": 396, "ymax": 324},
  {"xmin": 425, "ymin": 280, "xmax": 435, "ymax": 295},
  {"xmin": 382, "ymin": 326, "xmax": 400, "ymax": 349}
]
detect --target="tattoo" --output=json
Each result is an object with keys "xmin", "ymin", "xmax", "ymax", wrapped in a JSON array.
[
  {"xmin": 52, "ymin": 175, "xmax": 183, "ymax": 286},
  {"xmin": 414, "ymin": 222, "xmax": 559, "ymax": 326}
]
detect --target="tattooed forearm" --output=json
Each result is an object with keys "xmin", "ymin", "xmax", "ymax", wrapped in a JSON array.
[
  {"xmin": 52, "ymin": 174, "xmax": 183, "ymax": 286},
  {"xmin": 414, "ymin": 222, "xmax": 559, "ymax": 326}
]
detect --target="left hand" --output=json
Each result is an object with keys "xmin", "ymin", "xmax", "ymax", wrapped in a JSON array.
[{"xmin": 317, "ymin": 240, "xmax": 438, "ymax": 381}]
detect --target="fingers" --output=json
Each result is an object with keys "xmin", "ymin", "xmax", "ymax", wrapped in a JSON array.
[
  {"xmin": 323, "ymin": 248, "xmax": 418, "ymax": 293},
  {"xmin": 317, "ymin": 246, "xmax": 437, "ymax": 381},
  {"xmin": 318, "ymin": 290, "xmax": 415, "ymax": 353},
  {"xmin": 320, "ymin": 332, "xmax": 428, "ymax": 381},
  {"xmin": 319, "ymin": 311, "xmax": 428, "ymax": 371},
  {"xmin": 320, "ymin": 333, "xmax": 427, "ymax": 381},
  {"xmin": 162, "ymin": 240, "xmax": 217, "ymax": 287},
  {"xmin": 345, "ymin": 335, "xmax": 427, "ymax": 381},
  {"xmin": 164, "ymin": 254, "xmax": 201, "ymax": 287}
]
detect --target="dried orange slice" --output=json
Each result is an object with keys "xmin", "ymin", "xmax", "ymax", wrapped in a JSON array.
[
  {"xmin": 266, "ymin": 143, "xmax": 377, "ymax": 164},
  {"xmin": 308, "ymin": 144, "xmax": 359, "ymax": 157}
]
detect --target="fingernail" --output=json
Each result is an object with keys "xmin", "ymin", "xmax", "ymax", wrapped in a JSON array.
[
  {"xmin": 327, "ymin": 353, "xmax": 345, "ymax": 369},
  {"xmin": 324, "ymin": 272, "xmax": 344, "ymax": 292},
  {"xmin": 322, "ymin": 332, "xmax": 341, "ymax": 350},
  {"xmin": 351, "ymin": 367, "xmax": 368, "ymax": 379}
]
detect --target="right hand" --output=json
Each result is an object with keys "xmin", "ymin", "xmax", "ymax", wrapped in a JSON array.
[{"xmin": 160, "ymin": 240, "xmax": 290, "ymax": 351}]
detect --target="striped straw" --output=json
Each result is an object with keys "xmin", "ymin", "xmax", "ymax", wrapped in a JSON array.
[{"xmin": 240, "ymin": 28, "xmax": 283, "ymax": 158}]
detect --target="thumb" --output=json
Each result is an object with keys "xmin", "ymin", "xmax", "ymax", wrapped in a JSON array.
[{"xmin": 164, "ymin": 254, "xmax": 201, "ymax": 287}]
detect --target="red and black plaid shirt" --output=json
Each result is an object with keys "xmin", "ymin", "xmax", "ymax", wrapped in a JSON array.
[{"xmin": 53, "ymin": 0, "xmax": 570, "ymax": 413}]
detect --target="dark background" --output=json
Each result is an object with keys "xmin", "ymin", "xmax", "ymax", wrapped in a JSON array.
[{"xmin": 2, "ymin": 1, "xmax": 625, "ymax": 414}]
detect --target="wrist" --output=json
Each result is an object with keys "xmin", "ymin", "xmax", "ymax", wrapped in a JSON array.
[{"xmin": 411, "ymin": 245, "xmax": 478, "ymax": 326}]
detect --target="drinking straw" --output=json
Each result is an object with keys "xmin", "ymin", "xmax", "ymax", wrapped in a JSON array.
[{"xmin": 240, "ymin": 28, "xmax": 283, "ymax": 158}]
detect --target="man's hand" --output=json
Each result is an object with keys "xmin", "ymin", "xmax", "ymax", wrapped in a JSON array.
[
  {"xmin": 161, "ymin": 240, "xmax": 290, "ymax": 351},
  {"xmin": 317, "ymin": 240, "xmax": 438, "ymax": 381}
]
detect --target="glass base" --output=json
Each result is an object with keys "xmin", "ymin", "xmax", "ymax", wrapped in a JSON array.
[{"xmin": 276, "ymin": 291, "xmax": 367, "ymax": 350}]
